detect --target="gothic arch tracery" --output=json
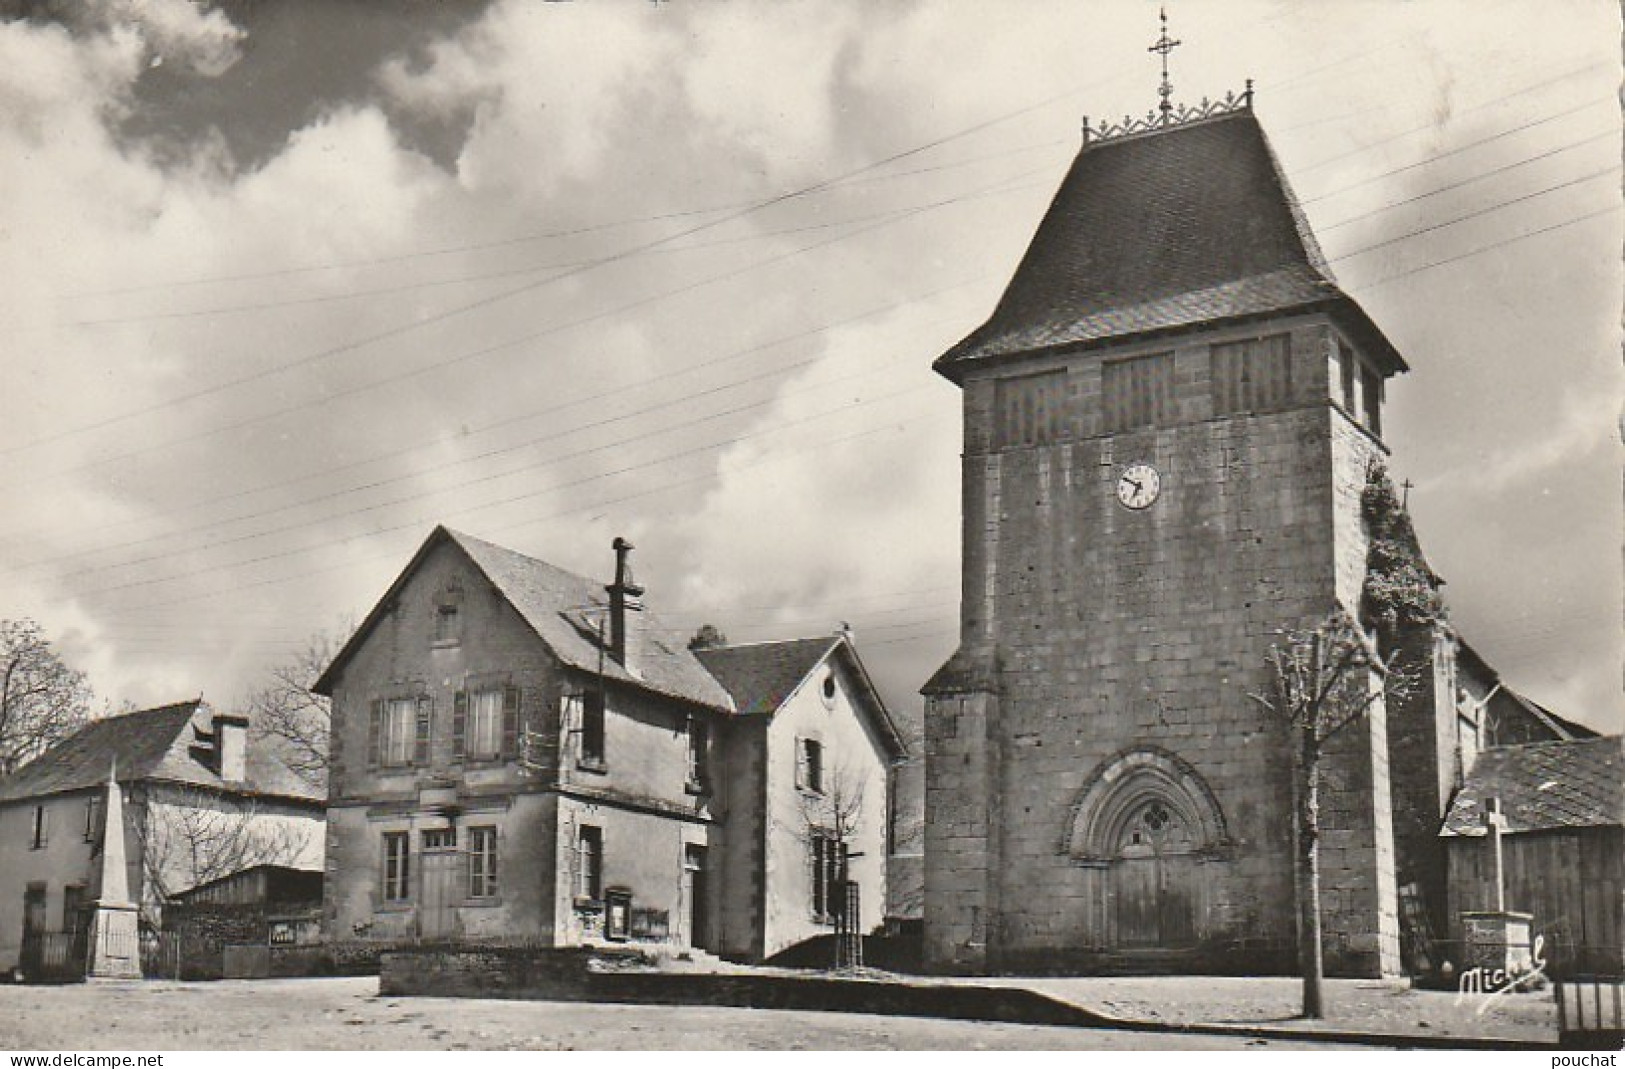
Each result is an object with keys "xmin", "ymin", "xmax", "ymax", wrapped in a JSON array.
[{"xmin": 1067, "ymin": 746, "xmax": 1230, "ymax": 862}]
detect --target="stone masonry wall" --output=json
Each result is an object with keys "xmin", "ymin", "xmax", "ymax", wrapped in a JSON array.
[{"xmin": 927, "ymin": 315, "xmax": 1402, "ymax": 976}]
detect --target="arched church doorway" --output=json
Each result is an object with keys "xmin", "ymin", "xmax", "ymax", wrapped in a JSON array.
[
  {"xmin": 1068, "ymin": 747, "xmax": 1229, "ymax": 953},
  {"xmin": 1111, "ymin": 797, "xmax": 1198, "ymax": 948}
]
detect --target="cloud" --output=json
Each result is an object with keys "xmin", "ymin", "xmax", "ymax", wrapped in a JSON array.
[{"xmin": 103, "ymin": 0, "xmax": 245, "ymax": 77}]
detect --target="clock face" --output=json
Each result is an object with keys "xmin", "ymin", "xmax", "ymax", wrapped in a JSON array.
[{"xmin": 1116, "ymin": 462, "xmax": 1161, "ymax": 510}]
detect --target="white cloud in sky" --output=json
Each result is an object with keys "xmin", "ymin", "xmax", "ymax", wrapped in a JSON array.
[{"xmin": 0, "ymin": 0, "xmax": 1617, "ymax": 736}]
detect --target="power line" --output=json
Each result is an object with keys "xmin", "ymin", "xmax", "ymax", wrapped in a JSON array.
[
  {"xmin": 73, "ymin": 382, "xmax": 938, "ymax": 604},
  {"xmin": 1294, "ymin": 59, "xmax": 1611, "ymax": 176},
  {"xmin": 1355, "ymin": 203, "xmax": 1620, "ymax": 290},
  {"xmin": 0, "ymin": 164, "xmax": 1047, "ymax": 495},
  {"xmin": 9, "ymin": 274, "xmax": 993, "ymax": 570},
  {"xmin": 1315, "ymin": 128, "xmax": 1616, "ymax": 233},
  {"xmin": 62, "ymin": 137, "xmax": 1071, "ymax": 305},
  {"xmin": 1328, "ymin": 165, "xmax": 1617, "ymax": 262},
  {"xmin": 92, "ymin": 390, "xmax": 939, "ymax": 615},
  {"xmin": 44, "ymin": 335, "xmax": 932, "ymax": 585},
  {"xmin": 20, "ymin": 109, "xmax": 1620, "ymax": 607}
]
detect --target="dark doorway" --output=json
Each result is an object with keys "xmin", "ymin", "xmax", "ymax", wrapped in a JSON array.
[{"xmin": 684, "ymin": 845, "xmax": 710, "ymax": 952}]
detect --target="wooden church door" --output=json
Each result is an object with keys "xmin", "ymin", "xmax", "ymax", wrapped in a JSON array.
[{"xmin": 1112, "ymin": 799, "xmax": 1198, "ymax": 949}]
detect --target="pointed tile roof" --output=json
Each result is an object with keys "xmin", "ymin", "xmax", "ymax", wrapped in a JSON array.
[
  {"xmin": 694, "ymin": 636, "xmax": 840, "ymax": 715},
  {"xmin": 0, "ymin": 700, "xmax": 322, "ymax": 804},
  {"xmin": 935, "ymin": 110, "xmax": 1406, "ymax": 380},
  {"xmin": 1441, "ymin": 736, "xmax": 1623, "ymax": 836},
  {"xmin": 695, "ymin": 634, "xmax": 906, "ymax": 756},
  {"xmin": 450, "ymin": 529, "xmax": 735, "ymax": 711},
  {"xmin": 315, "ymin": 527, "xmax": 736, "ymax": 712}
]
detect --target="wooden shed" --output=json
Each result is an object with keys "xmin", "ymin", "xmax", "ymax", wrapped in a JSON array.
[{"xmin": 1441, "ymin": 736, "xmax": 1623, "ymax": 977}]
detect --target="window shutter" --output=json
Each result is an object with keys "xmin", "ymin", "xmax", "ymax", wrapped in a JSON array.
[
  {"xmin": 568, "ymin": 826, "xmax": 581, "ymax": 897},
  {"xmin": 794, "ymin": 737, "xmax": 807, "ymax": 790},
  {"xmin": 502, "ymin": 686, "xmax": 521, "ymax": 758},
  {"xmin": 452, "ymin": 691, "xmax": 468, "ymax": 760},
  {"xmin": 414, "ymin": 696, "xmax": 432, "ymax": 766},
  {"xmin": 38, "ymin": 806, "xmax": 49, "ymax": 848},
  {"xmin": 369, "ymin": 699, "xmax": 384, "ymax": 769}
]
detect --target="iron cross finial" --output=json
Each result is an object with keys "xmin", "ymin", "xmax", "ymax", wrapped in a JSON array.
[{"xmin": 1148, "ymin": 7, "xmax": 1182, "ymax": 123}]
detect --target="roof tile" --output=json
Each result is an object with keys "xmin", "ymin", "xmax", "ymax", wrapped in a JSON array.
[{"xmin": 1441, "ymin": 736, "xmax": 1623, "ymax": 836}]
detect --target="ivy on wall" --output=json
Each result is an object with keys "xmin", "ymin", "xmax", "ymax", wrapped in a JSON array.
[{"xmin": 1360, "ymin": 461, "xmax": 1446, "ymax": 644}]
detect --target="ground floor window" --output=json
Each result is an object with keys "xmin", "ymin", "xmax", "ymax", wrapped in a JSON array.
[
  {"xmin": 577, "ymin": 825, "xmax": 603, "ymax": 900},
  {"xmin": 810, "ymin": 831, "xmax": 842, "ymax": 923},
  {"xmin": 468, "ymin": 826, "xmax": 498, "ymax": 898},
  {"xmin": 382, "ymin": 831, "xmax": 411, "ymax": 902}
]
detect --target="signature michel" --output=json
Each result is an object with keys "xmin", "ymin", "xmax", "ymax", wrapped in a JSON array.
[{"xmin": 1454, "ymin": 933, "xmax": 1548, "ymax": 1012}]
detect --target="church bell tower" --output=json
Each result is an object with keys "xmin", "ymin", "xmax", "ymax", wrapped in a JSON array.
[{"xmin": 922, "ymin": 28, "xmax": 1409, "ymax": 977}]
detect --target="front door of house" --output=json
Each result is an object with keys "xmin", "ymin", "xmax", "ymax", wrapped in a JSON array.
[
  {"xmin": 419, "ymin": 829, "xmax": 460, "ymax": 940},
  {"xmin": 683, "ymin": 845, "xmax": 709, "ymax": 951},
  {"xmin": 19, "ymin": 883, "xmax": 47, "ymax": 976}
]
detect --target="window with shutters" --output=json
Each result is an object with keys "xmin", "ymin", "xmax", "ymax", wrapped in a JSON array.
[
  {"xmin": 810, "ymin": 830, "xmax": 842, "ymax": 924},
  {"xmin": 29, "ymin": 804, "xmax": 47, "ymax": 850},
  {"xmin": 372, "ymin": 692, "xmax": 422, "ymax": 766},
  {"xmin": 994, "ymin": 369, "xmax": 1070, "ymax": 449},
  {"xmin": 465, "ymin": 690, "xmax": 502, "ymax": 759},
  {"xmin": 796, "ymin": 738, "xmax": 824, "ymax": 794},
  {"xmin": 83, "ymin": 795, "xmax": 100, "ymax": 842},
  {"xmin": 456, "ymin": 686, "xmax": 519, "ymax": 763},
  {"xmin": 1211, "ymin": 333, "xmax": 1293, "ymax": 415},
  {"xmin": 382, "ymin": 832, "xmax": 411, "ymax": 902},
  {"xmin": 468, "ymin": 826, "xmax": 498, "ymax": 899},
  {"xmin": 577, "ymin": 825, "xmax": 603, "ymax": 901},
  {"xmin": 1102, "ymin": 351, "xmax": 1175, "ymax": 434}
]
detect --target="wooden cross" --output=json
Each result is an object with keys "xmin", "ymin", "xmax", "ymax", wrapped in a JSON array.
[
  {"xmin": 1400, "ymin": 477, "xmax": 1415, "ymax": 509},
  {"xmin": 1485, "ymin": 796, "xmax": 1508, "ymax": 912}
]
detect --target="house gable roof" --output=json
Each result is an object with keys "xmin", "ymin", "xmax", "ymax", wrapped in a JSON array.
[
  {"xmin": 935, "ymin": 110, "xmax": 1406, "ymax": 380},
  {"xmin": 314, "ymin": 526, "xmax": 735, "ymax": 713},
  {"xmin": 695, "ymin": 634, "xmax": 907, "ymax": 758},
  {"xmin": 0, "ymin": 700, "xmax": 322, "ymax": 804},
  {"xmin": 1441, "ymin": 735, "xmax": 1623, "ymax": 837}
]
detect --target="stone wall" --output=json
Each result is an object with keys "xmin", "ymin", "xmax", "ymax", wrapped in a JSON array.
[{"xmin": 925, "ymin": 315, "xmax": 1403, "ymax": 977}]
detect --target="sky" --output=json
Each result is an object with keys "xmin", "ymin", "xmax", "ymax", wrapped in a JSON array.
[{"xmin": 0, "ymin": 0, "xmax": 1619, "ymax": 736}]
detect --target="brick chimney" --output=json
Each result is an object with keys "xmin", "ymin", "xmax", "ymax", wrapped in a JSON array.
[
  {"xmin": 606, "ymin": 536, "xmax": 644, "ymax": 677},
  {"xmin": 213, "ymin": 710, "xmax": 249, "ymax": 781}
]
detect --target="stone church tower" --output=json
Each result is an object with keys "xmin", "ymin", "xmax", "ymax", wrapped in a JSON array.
[{"xmin": 922, "ymin": 89, "xmax": 1412, "ymax": 977}]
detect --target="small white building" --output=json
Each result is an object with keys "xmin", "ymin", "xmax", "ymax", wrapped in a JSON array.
[{"xmin": 0, "ymin": 700, "xmax": 325, "ymax": 980}]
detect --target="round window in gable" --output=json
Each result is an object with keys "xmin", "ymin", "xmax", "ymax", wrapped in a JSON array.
[{"xmin": 820, "ymin": 671, "xmax": 837, "ymax": 708}]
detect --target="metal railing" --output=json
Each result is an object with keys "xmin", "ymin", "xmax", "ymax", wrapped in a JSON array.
[{"xmin": 19, "ymin": 931, "xmax": 89, "ymax": 982}]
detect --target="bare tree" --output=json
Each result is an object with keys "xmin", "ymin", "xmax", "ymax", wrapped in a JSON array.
[
  {"xmin": 0, "ymin": 618, "xmax": 96, "ymax": 775},
  {"xmin": 136, "ymin": 788, "xmax": 315, "ymax": 923},
  {"xmin": 798, "ymin": 762, "xmax": 870, "ymax": 969},
  {"xmin": 245, "ymin": 630, "xmax": 343, "ymax": 790},
  {"xmin": 1249, "ymin": 610, "xmax": 1409, "ymax": 1019}
]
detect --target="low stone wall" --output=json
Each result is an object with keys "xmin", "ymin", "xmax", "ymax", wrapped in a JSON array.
[
  {"xmin": 379, "ymin": 946, "xmax": 1113, "ymax": 1028},
  {"xmin": 165, "ymin": 903, "xmax": 267, "ymax": 980}
]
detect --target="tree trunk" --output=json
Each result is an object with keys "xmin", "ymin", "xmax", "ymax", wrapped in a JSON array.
[{"xmin": 1296, "ymin": 720, "xmax": 1325, "ymax": 1019}]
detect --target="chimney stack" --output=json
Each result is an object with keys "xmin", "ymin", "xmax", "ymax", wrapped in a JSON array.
[
  {"xmin": 212, "ymin": 709, "xmax": 249, "ymax": 781},
  {"xmin": 606, "ymin": 537, "xmax": 644, "ymax": 676}
]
